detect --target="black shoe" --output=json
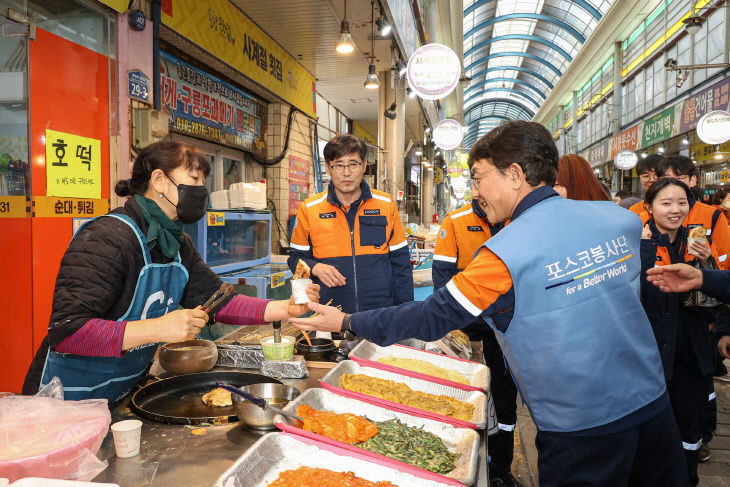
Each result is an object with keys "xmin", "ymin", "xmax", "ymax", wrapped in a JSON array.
[
  {"xmin": 699, "ymin": 443, "xmax": 711, "ymax": 463},
  {"xmin": 490, "ymin": 470, "xmax": 523, "ymax": 487}
]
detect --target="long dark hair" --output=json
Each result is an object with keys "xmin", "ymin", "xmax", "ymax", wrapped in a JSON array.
[
  {"xmin": 556, "ymin": 154, "xmax": 610, "ymax": 201},
  {"xmin": 115, "ymin": 141, "xmax": 211, "ymax": 197},
  {"xmin": 644, "ymin": 177, "xmax": 691, "ymax": 206}
]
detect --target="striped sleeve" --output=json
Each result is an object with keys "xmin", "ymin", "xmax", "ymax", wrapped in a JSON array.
[
  {"xmin": 55, "ymin": 318, "xmax": 127, "ymax": 357},
  {"xmin": 449, "ymin": 247, "xmax": 513, "ymax": 313},
  {"xmin": 215, "ymin": 294, "xmax": 272, "ymax": 326}
]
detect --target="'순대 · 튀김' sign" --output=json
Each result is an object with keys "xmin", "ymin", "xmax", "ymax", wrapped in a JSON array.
[
  {"xmin": 160, "ymin": 51, "xmax": 268, "ymax": 156},
  {"xmin": 433, "ymin": 119, "xmax": 464, "ymax": 150},
  {"xmin": 407, "ymin": 44, "xmax": 461, "ymax": 100}
]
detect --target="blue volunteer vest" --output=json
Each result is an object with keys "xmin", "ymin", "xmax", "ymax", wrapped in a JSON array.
[
  {"xmin": 484, "ymin": 196, "xmax": 666, "ymax": 432},
  {"xmin": 40, "ymin": 214, "xmax": 189, "ymax": 402}
]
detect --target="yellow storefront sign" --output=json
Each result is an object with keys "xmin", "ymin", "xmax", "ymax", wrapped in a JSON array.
[
  {"xmin": 162, "ymin": 0, "xmax": 316, "ymax": 118},
  {"xmin": 691, "ymin": 140, "xmax": 730, "ymax": 163},
  {"xmin": 207, "ymin": 211, "xmax": 225, "ymax": 226},
  {"xmin": 45, "ymin": 129, "xmax": 101, "ymax": 199},
  {"xmin": 0, "ymin": 196, "xmax": 28, "ymax": 218},
  {"xmin": 97, "ymin": 0, "xmax": 128, "ymax": 12},
  {"xmin": 353, "ymin": 122, "xmax": 376, "ymax": 146},
  {"xmin": 33, "ymin": 196, "xmax": 109, "ymax": 218}
]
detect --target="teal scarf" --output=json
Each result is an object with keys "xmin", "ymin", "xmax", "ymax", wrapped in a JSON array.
[{"xmin": 133, "ymin": 194, "xmax": 184, "ymax": 259}]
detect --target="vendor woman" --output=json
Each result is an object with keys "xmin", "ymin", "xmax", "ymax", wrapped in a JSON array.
[{"xmin": 23, "ymin": 140, "xmax": 318, "ymax": 402}]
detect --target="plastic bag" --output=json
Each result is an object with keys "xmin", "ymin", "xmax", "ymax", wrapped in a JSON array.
[{"xmin": 0, "ymin": 382, "xmax": 111, "ymax": 482}]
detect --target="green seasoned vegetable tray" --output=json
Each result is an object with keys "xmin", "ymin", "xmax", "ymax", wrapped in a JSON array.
[{"xmin": 274, "ymin": 387, "xmax": 480, "ymax": 486}]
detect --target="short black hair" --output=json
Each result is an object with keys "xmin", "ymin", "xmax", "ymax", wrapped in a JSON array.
[
  {"xmin": 615, "ymin": 189, "xmax": 631, "ymax": 199},
  {"xmin": 468, "ymin": 120, "xmax": 558, "ymax": 186},
  {"xmin": 657, "ymin": 155, "xmax": 696, "ymax": 178},
  {"xmin": 644, "ymin": 177, "xmax": 691, "ymax": 205},
  {"xmin": 636, "ymin": 154, "xmax": 664, "ymax": 176},
  {"xmin": 323, "ymin": 134, "xmax": 368, "ymax": 164}
]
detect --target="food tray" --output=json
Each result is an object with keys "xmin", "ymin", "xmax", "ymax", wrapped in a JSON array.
[
  {"xmin": 274, "ymin": 388, "xmax": 479, "ymax": 485},
  {"xmin": 349, "ymin": 341, "xmax": 488, "ymax": 392},
  {"xmin": 321, "ymin": 360, "xmax": 492, "ymax": 430},
  {"xmin": 212, "ymin": 432, "xmax": 462, "ymax": 487}
]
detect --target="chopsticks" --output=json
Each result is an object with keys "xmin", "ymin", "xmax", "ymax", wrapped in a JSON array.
[{"xmin": 284, "ymin": 298, "xmax": 335, "ymax": 347}]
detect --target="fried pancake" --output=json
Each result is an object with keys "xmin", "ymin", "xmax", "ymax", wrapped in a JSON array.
[{"xmin": 202, "ymin": 387, "xmax": 232, "ymax": 407}]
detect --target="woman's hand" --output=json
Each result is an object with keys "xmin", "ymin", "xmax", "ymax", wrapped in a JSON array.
[
  {"xmin": 150, "ymin": 306, "xmax": 209, "ymax": 342},
  {"xmin": 641, "ymin": 224, "xmax": 652, "ymax": 240},
  {"xmin": 290, "ymin": 302, "xmax": 346, "ymax": 333},
  {"xmin": 689, "ymin": 239, "xmax": 712, "ymax": 263},
  {"xmin": 287, "ymin": 283, "xmax": 321, "ymax": 317}
]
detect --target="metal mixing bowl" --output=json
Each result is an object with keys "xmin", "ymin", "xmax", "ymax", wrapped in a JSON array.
[
  {"xmin": 158, "ymin": 339, "xmax": 218, "ymax": 375},
  {"xmin": 232, "ymin": 383, "xmax": 300, "ymax": 430}
]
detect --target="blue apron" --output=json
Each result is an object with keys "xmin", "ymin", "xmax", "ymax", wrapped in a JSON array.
[{"xmin": 40, "ymin": 214, "xmax": 189, "ymax": 402}]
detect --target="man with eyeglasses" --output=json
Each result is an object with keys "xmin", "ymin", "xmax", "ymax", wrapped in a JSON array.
[
  {"xmin": 291, "ymin": 121, "xmax": 687, "ymax": 486},
  {"xmin": 288, "ymin": 134, "xmax": 413, "ymax": 314},
  {"xmin": 628, "ymin": 154, "xmax": 663, "ymax": 216}
]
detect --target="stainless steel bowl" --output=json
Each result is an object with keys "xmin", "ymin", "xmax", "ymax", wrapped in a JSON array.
[
  {"xmin": 232, "ymin": 383, "xmax": 300, "ymax": 430},
  {"xmin": 158, "ymin": 339, "xmax": 218, "ymax": 375}
]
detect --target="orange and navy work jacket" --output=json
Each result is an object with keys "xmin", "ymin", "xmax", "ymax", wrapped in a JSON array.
[
  {"xmin": 432, "ymin": 200, "xmax": 504, "ymax": 290},
  {"xmin": 288, "ymin": 181, "xmax": 413, "ymax": 313},
  {"xmin": 636, "ymin": 196, "xmax": 730, "ymax": 269}
]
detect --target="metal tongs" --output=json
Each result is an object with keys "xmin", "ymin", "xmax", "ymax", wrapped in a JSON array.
[
  {"xmin": 216, "ymin": 381, "xmax": 303, "ymax": 422},
  {"xmin": 202, "ymin": 282, "xmax": 234, "ymax": 313}
]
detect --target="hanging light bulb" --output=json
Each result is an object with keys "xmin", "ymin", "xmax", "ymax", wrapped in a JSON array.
[
  {"xmin": 364, "ymin": 64, "xmax": 380, "ymax": 89},
  {"xmin": 415, "ymin": 145, "xmax": 423, "ymax": 156},
  {"xmin": 376, "ymin": 18, "xmax": 391, "ymax": 37},
  {"xmin": 407, "ymin": 87, "xmax": 416, "ymax": 99},
  {"xmin": 335, "ymin": 0, "xmax": 354, "ymax": 53},
  {"xmin": 641, "ymin": 151, "xmax": 648, "ymax": 159},
  {"xmin": 397, "ymin": 60, "xmax": 407, "ymax": 77},
  {"xmin": 384, "ymin": 101, "xmax": 397, "ymax": 120},
  {"xmin": 715, "ymin": 145, "xmax": 724, "ymax": 160},
  {"xmin": 682, "ymin": 136, "xmax": 690, "ymax": 145},
  {"xmin": 363, "ymin": 2, "xmax": 380, "ymax": 88},
  {"xmin": 657, "ymin": 146, "xmax": 665, "ymax": 154}
]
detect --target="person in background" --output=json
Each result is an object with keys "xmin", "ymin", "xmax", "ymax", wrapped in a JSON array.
[
  {"xmin": 614, "ymin": 189, "xmax": 631, "ymax": 205},
  {"xmin": 629, "ymin": 154, "xmax": 664, "ymax": 216},
  {"xmin": 432, "ymin": 190, "xmax": 518, "ymax": 487},
  {"xmin": 639, "ymin": 178, "xmax": 717, "ymax": 485},
  {"xmin": 291, "ymin": 121, "xmax": 687, "ymax": 486},
  {"xmin": 288, "ymin": 134, "xmax": 413, "ymax": 313},
  {"xmin": 712, "ymin": 188, "xmax": 730, "ymax": 223},
  {"xmin": 23, "ymin": 141, "xmax": 319, "ymax": 402},
  {"xmin": 620, "ymin": 195, "xmax": 642, "ymax": 211},
  {"xmin": 553, "ymin": 154, "xmax": 610, "ymax": 201}
]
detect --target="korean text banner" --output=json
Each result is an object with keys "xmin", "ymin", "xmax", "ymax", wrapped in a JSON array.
[
  {"xmin": 162, "ymin": 0, "xmax": 316, "ymax": 118},
  {"xmin": 97, "ymin": 0, "xmax": 128, "ymax": 12},
  {"xmin": 641, "ymin": 107, "xmax": 674, "ymax": 149},
  {"xmin": 45, "ymin": 129, "xmax": 101, "ymax": 199},
  {"xmin": 160, "ymin": 51, "xmax": 267, "ymax": 156},
  {"xmin": 680, "ymin": 75, "xmax": 730, "ymax": 133}
]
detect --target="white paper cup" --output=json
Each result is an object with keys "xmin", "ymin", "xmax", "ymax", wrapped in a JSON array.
[
  {"xmin": 111, "ymin": 419, "xmax": 142, "ymax": 458},
  {"xmin": 291, "ymin": 278, "xmax": 312, "ymax": 304}
]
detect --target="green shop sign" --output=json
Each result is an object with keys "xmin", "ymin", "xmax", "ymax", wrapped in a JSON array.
[{"xmin": 641, "ymin": 107, "xmax": 674, "ymax": 148}]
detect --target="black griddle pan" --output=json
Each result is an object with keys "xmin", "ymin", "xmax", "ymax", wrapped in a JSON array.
[{"xmin": 130, "ymin": 371, "xmax": 281, "ymax": 425}]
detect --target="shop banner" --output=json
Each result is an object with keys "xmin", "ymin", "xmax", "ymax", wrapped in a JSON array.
[
  {"xmin": 407, "ymin": 44, "xmax": 461, "ymax": 101},
  {"xmin": 641, "ymin": 107, "xmax": 674, "ymax": 148},
  {"xmin": 45, "ymin": 129, "xmax": 101, "ymax": 199},
  {"xmin": 385, "ymin": 0, "xmax": 420, "ymax": 57},
  {"xmin": 433, "ymin": 119, "xmax": 464, "ymax": 150},
  {"xmin": 697, "ymin": 110, "xmax": 730, "ymax": 145},
  {"xmin": 160, "ymin": 51, "xmax": 267, "ymax": 156},
  {"xmin": 0, "ymin": 196, "xmax": 27, "ymax": 218},
  {"xmin": 582, "ymin": 140, "xmax": 610, "ymax": 168},
  {"xmin": 691, "ymin": 140, "xmax": 730, "ymax": 163},
  {"xmin": 289, "ymin": 155, "xmax": 310, "ymax": 216},
  {"xmin": 162, "ymin": 0, "xmax": 316, "ymax": 118},
  {"xmin": 679, "ymin": 75, "xmax": 730, "ymax": 133},
  {"xmin": 97, "ymin": 0, "xmax": 128, "ymax": 12},
  {"xmin": 611, "ymin": 125, "xmax": 641, "ymax": 159},
  {"xmin": 353, "ymin": 122, "xmax": 376, "ymax": 146}
]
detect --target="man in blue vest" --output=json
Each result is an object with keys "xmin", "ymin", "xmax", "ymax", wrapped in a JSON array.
[{"xmin": 292, "ymin": 121, "xmax": 688, "ymax": 486}]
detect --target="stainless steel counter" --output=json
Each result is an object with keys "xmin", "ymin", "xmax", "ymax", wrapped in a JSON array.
[{"xmin": 92, "ymin": 366, "xmax": 488, "ymax": 486}]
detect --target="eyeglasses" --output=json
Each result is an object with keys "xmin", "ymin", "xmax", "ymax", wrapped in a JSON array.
[
  {"xmin": 469, "ymin": 167, "xmax": 498, "ymax": 188},
  {"xmin": 329, "ymin": 162, "xmax": 363, "ymax": 172},
  {"xmin": 639, "ymin": 173, "xmax": 657, "ymax": 183}
]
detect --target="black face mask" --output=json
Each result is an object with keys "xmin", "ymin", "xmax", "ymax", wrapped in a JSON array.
[{"xmin": 164, "ymin": 176, "xmax": 209, "ymax": 224}]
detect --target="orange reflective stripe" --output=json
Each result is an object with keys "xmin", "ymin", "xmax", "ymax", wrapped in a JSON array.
[
  {"xmin": 450, "ymin": 247, "xmax": 513, "ymax": 312},
  {"xmin": 434, "ymin": 215, "xmax": 458, "ymax": 263}
]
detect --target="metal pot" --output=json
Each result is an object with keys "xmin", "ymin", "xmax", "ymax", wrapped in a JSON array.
[
  {"xmin": 295, "ymin": 337, "xmax": 336, "ymax": 361},
  {"xmin": 158, "ymin": 339, "xmax": 218, "ymax": 375},
  {"xmin": 232, "ymin": 383, "xmax": 300, "ymax": 430}
]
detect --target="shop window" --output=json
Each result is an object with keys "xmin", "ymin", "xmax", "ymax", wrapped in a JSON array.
[
  {"xmin": 223, "ymin": 157, "xmax": 245, "ymax": 189},
  {"xmin": 0, "ymin": 9, "xmax": 28, "ymax": 196}
]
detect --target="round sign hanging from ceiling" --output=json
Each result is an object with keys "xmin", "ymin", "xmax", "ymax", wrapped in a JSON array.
[
  {"xmin": 614, "ymin": 150, "xmax": 639, "ymax": 170},
  {"xmin": 407, "ymin": 44, "xmax": 462, "ymax": 100},
  {"xmin": 433, "ymin": 119, "xmax": 464, "ymax": 150},
  {"xmin": 697, "ymin": 110, "xmax": 730, "ymax": 145}
]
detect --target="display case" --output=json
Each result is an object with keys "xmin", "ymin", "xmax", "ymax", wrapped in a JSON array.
[{"xmin": 185, "ymin": 210, "xmax": 293, "ymax": 305}]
